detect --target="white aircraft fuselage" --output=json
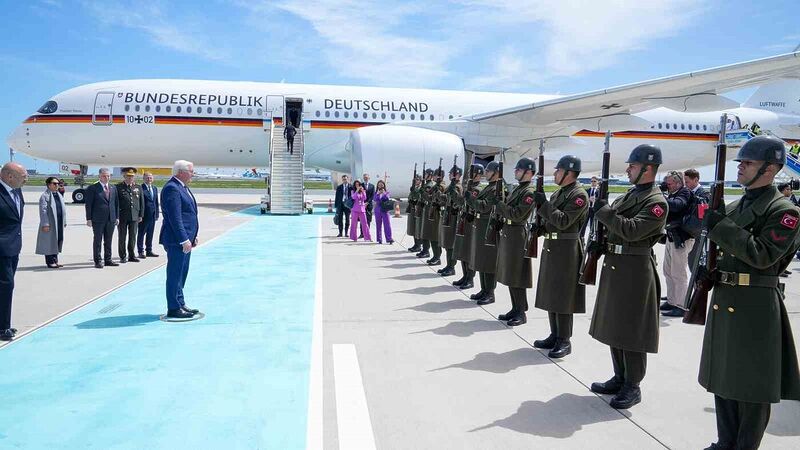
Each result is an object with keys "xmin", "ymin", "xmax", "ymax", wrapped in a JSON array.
[{"xmin": 7, "ymin": 79, "xmax": 800, "ymax": 193}]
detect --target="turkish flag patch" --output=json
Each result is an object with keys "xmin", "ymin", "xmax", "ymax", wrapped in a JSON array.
[
  {"xmin": 780, "ymin": 213, "xmax": 798, "ymax": 229},
  {"xmin": 525, "ymin": 196, "xmax": 533, "ymax": 205},
  {"xmin": 575, "ymin": 197, "xmax": 585, "ymax": 207},
  {"xmin": 472, "ymin": 191, "xmax": 478, "ymax": 198},
  {"xmin": 651, "ymin": 204, "xmax": 665, "ymax": 218}
]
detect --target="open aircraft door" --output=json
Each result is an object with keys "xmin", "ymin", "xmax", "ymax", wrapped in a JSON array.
[
  {"xmin": 265, "ymin": 95, "xmax": 284, "ymax": 125},
  {"xmin": 92, "ymin": 92, "xmax": 114, "ymax": 125}
]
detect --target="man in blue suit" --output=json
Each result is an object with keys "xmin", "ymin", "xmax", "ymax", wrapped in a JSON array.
[
  {"xmin": 137, "ymin": 171, "xmax": 160, "ymax": 259},
  {"xmin": 160, "ymin": 160, "xmax": 200, "ymax": 319},
  {"xmin": 0, "ymin": 162, "xmax": 27, "ymax": 341}
]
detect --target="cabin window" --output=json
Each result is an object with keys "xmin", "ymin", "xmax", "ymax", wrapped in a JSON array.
[
  {"xmin": 124, "ymin": 105, "xmax": 130, "ymax": 112},
  {"xmin": 217, "ymin": 107, "xmax": 223, "ymax": 114},
  {"xmin": 391, "ymin": 113, "xmax": 396, "ymax": 119},
  {"xmin": 135, "ymin": 105, "xmax": 140, "ymax": 112},
  {"xmin": 247, "ymin": 108, "xmax": 253, "ymax": 115},
  {"xmin": 315, "ymin": 110, "xmax": 320, "ymax": 117},
  {"xmin": 703, "ymin": 125, "xmax": 707, "ymax": 131},
  {"xmin": 658, "ymin": 123, "xmax": 662, "ymax": 129},
  {"xmin": 207, "ymin": 107, "xmax": 213, "ymax": 114},
  {"xmin": 400, "ymin": 113, "xmax": 405, "ymax": 120},
  {"xmin": 382, "ymin": 113, "xmax": 387, "ymax": 119},
  {"xmin": 673, "ymin": 123, "xmax": 677, "ymax": 129},
  {"xmin": 227, "ymin": 107, "xmax": 232, "ymax": 114},
  {"xmin": 688, "ymin": 124, "xmax": 692, "ymax": 130},
  {"xmin": 665, "ymin": 123, "xmax": 670, "ymax": 129},
  {"xmin": 695, "ymin": 124, "xmax": 700, "ymax": 130},
  {"xmin": 325, "ymin": 111, "xmax": 330, "ymax": 117},
  {"xmin": 144, "ymin": 105, "xmax": 150, "ymax": 112},
  {"xmin": 449, "ymin": 115, "xmax": 453, "ymax": 119},
  {"xmin": 420, "ymin": 114, "xmax": 425, "ymax": 121},
  {"xmin": 155, "ymin": 105, "xmax": 161, "ymax": 112},
  {"xmin": 257, "ymin": 108, "xmax": 262, "ymax": 116},
  {"xmin": 176, "ymin": 106, "xmax": 182, "ymax": 113},
  {"xmin": 187, "ymin": 106, "xmax": 193, "ymax": 113},
  {"xmin": 344, "ymin": 111, "xmax": 349, "ymax": 118},
  {"xmin": 166, "ymin": 105, "xmax": 171, "ymax": 112},
  {"xmin": 681, "ymin": 124, "xmax": 685, "ymax": 130},
  {"xmin": 372, "ymin": 112, "xmax": 377, "ymax": 119},
  {"xmin": 430, "ymin": 114, "xmax": 434, "ymax": 121},
  {"xmin": 334, "ymin": 111, "xmax": 340, "ymax": 118},
  {"xmin": 410, "ymin": 114, "xmax": 415, "ymax": 120}
]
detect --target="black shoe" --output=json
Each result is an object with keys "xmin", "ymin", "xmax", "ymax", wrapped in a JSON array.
[
  {"xmin": 476, "ymin": 293, "xmax": 495, "ymax": 305},
  {"xmin": 146, "ymin": 252, "xmax": 159, "ymax": 257},
  {"xmin": 128, "ymin": 257, "xmax": 140, "ymax": 263},
  {"xmin": 659, "ymin": 301, "xmax": 674, "ymax": 311},
  {"xmin": 781, "ymin": 270, "xmax": 791, "ymax": 277},
  {"xmin": 104, "ymin": 260, "xmax": 119, "ymax": 267},
  {"xmin": 9, "ymin": 328, "xmax": 17, "ymax": 336},
  {"xmin": 703, "ymin": 443, "xmax": 733, "ymax": 450},
  {"xmin": 458, "ymin": 280, "xmax": 474, "ymax": 290},
  {"xmin": 137, "ymin": 253, "xmax": 147, "ymax": 259},
  {"xmin": 436, "ymin": 266, "xmax": 446, "ymax": 274},
  {"xmin": 95, "ymin": 262, "xmax": 104, "ymax": 269},
  {"xmin": 440, "ymin": 267, "xmax": 455, "ymax": 276},
  {"xmin": 610, "ymin": 383, "xmax": 641, "ymax": 409},
  {"xmin": 590, "ymin": 376, "xmax": 624, "ymax": 395},
  {"xmin": 452, "ymin": 276, "xmax": 466, "ymax": 286},
  {"xmin": 167, "ymin": 309, "xmax": 194, "ymax": 319},
  {"xmin": 387, "ymin": 240, "xmax": 394, "ymax": 244},
  {"xmin": 416, "ymin": 251, "xmax": 430, "ymax": 258},
  {"xmin": 337, "ymin": 233, "xmax": 343, "ymax": 237},
  {"xmin": 0, "ymin": 329, "xmax": 14, "ymax": 341},
  {"xmin": 427, "ymin": 258, "xmax": 441, "ymax": 266},
  {"xmin": 470, "ymin": 290, "xmax": 486, "ymax": 300},
  {"xmin": 534, "ymin": 334, "xmax": 557, "ymax": 349},
  {"xmin": 507, "ymin": 313, "xmax": 527, "ymax": 327},
  {"xmin": 408, "ymin": 245, "xmax": 420, "ymax": 252},
  {"xmin": 661, "ymin": 307, "xmax": 685, "ymax": 317},
  {"xmin": 119, "ymin": 258, "xmax": 127, "ymax": 264},
  {"xmin": 548, "ymin": 339, "xmax": 572, "ymax": 358},
  {"xmin": 182, "ymin": 306, "xmax": 200, "ymax": 314},
  {"xmin": 498, "ymin": 310, "xmax": 516, "ymax": 321}
]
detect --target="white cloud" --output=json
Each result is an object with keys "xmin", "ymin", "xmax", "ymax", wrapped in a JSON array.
[{"xmin": 82, "ymin": 1, "xmax": 229, "ymax": 62}]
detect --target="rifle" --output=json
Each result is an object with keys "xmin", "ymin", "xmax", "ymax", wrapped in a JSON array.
[
  {"xmin": 428, "ymin": 157, "xmax": 443, "ymax": 220},
  {"xmin": 456, "ymin": 152, "xmax": 475, "ymax": 236},
  {"xmin": 485, "ymin": 156, "xmax": 504, "ymax": 246},
  {"xmin": 525, "ymin": 140, "xmax": 546, "ymax": 258},
  {"xmin": 443, "ymin": 155, "xmax": 458, "ymax": 225},
  {"xmin": 683, "ymin": 114, "xmax": 728, "ymax": 325},
  {"xmin": 579, "ymin": 131, "xmax": 612, "ymax": 285},
  {"xmin": 406, "ymin": 163, "xmax": 417, "ymax": 213}
]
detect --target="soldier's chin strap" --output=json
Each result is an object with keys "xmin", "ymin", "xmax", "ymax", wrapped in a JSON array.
[
  {"xmin": 632, "ymin": 165, "xmax": 649, "ymax": 185},
  {"xmin": 741, "ymin": 162, "xmax": 772, "ymax": 188},
  {"xmin": 555, "ymin": 170, "xmax": 574, "ymax": 186}
]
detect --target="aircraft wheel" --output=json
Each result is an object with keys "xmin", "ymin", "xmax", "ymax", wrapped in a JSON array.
[{"xmin": 72, "ymin": 188, "xmax": 85, "ymax": 204}]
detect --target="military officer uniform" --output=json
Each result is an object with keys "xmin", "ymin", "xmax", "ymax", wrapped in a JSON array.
[
  {"xmin": 116, "ymin": 168, "xmax": 145, "ymax": 263},
  {"xmin": 415, "ymin": 169, "xmax": 433, "ymax": 258},
  {"xmin": 422, "ymin": 169, "xmax": 446, "ymax": 266},
  {"xmin": 406, "ymin": 176, "xmax": 422, "ymax": 252},
  {"xmin": 437, "ymin": 165, "xmax": 463, "ymax": 277},
  {"xmin": 698, "ymin": 136, "xmax": 800, "ymax": 450},
  {"xmin": 495, "ymin": 158, "xmax": 538, "ymax": 326},
  {"xmin": 453, "ymin": 164, "xmax": 483, "ymax": 289},
  {"xmin": 588, "ymin": 144, "xmax": 667, "ymax": 409},
  {"xmin": 465, "ymin": 161, "xmax": 503, "ymax": 304},
  {"xmin": 532, "ymin": 156, "xmax": 589, "ymax": 357}
]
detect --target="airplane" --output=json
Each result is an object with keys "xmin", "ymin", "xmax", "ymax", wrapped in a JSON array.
[{"xmin": 6, "ymin": 51, "xmax": 800, "ymax": 203}]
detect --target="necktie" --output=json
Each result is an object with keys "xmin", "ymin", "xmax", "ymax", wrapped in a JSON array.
[
  {"xmin": 11, "ymin": 189, "xmax": 21, "ymax": 215},
  {"xmin": 104, "ymin": 184, "xmax": 109, "ymax": 199}
]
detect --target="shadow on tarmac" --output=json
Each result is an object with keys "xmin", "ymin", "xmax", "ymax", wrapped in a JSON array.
[
  {"xmin": 392, "ymin": 285, "xmax": 456, "ymax": 295},
  {"xmin": 411, "ymin": 319, "xmax": 505, "ymax": 337},
  {"xmin": 17, "ymin": 262, "xmax": 97, "ymax": 272},
  {"xmin": 75, "ymin": 314, "xmax": 162, "ymax": 329},
  {"xmin": 431, "ymin": 348, "xmax": 551, "ymax": 374},
  {"xmin": 396, "ymin": 299, "xmax": 476, "ymax": 313},
  {"xmin": 469, "ymin": 393, "xmax": 625, "ymax": 438},
  {"xmin": 386, "ymin": 272, "xmax": 441, "ymax": 281}
]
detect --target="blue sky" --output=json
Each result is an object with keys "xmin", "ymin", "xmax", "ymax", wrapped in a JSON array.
[{"xmin": 1, "ymin": 0, "xmax": 798, "ymax": 173}]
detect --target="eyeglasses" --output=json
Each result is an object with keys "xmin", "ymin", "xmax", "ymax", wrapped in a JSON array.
[{"xmin": 48, "ymin": 182, "xmax": 59, "ymax": 185}]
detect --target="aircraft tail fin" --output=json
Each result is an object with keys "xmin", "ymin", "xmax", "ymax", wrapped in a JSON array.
[{"xmin": 742, "ymin": 79, "xmax": 800, "ymax": 115}]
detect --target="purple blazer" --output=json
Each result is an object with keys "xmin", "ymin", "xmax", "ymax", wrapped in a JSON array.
[
  {"xmin": 374, "ymin": 191, "xmax": 391, "ymax": 213},
  {"xmin": 350, "ymin": 191, "xmax": 367, "ymax": 213}
]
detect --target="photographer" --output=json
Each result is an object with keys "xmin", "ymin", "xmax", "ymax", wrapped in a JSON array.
[{"xmin": 660, "ymin": 170, "xmax": 692, "ymax": 317}]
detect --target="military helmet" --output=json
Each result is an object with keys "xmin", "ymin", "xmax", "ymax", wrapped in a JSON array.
[
  {"xmin": 486, "ymin": 161, "xmax": 501, "ymax": 173},
  {"xmin": 434, "ymin": 167, "xmax": 445, "ymax": 178},
  {"xmin": 555, "ymin": 155, "xmax": 581, "ymax": 172},
  {"xmin": 424, "ymin": 168, "xmax": 434, "ymax": 177},
  {"xmin": 515, "ymin": 157, "xmax": 536, "ymax": 172},
  {"xmin": 626, "ymin": 144, "xmax": 663, "ymax": 165},
  {"xmin": 470, "ymin": 163, "xmax": 485, "ymax": 176},
  {"xmin": 734, "ymin": 135, "xmax": 786, "ymax": 165},
  {"xmin": 449, "ymin": 165, "xmax": 463, "ymax": 176}
]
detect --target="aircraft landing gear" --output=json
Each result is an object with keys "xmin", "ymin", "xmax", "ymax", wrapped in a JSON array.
[{"xmin": 71, "ymin": 164, "xmax": 89, "ymax": 204}]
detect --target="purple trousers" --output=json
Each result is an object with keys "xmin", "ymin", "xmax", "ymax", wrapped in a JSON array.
[
  {"xmin": 350, "ymin": 210, "xmax": 371, "ymax": 241},
  {"xmin": 375, "ymin": 209, "xmax": 393, "ymax": 243}
]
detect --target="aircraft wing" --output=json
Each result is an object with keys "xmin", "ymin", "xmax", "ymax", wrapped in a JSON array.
[{"xmin": 404, "ymin": 52, "xmax": 800, "ymax": 152}]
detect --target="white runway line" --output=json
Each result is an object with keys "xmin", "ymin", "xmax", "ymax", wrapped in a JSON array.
[
  {"xmin": 332, "ymin": 344, "xmax": 377, "ymax": 450},
  {"xmin": 306, "ymin": 218, "xmax": 324, "ymax": 449}
]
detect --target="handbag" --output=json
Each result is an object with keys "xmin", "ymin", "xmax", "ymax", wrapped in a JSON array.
[
  {"xmin": 380, "ymin": 198, "xmax": 395, "ymax": 211},
  {"xmin": 344, "ymin": 197, "xmax": 354, "ymax": 210}
]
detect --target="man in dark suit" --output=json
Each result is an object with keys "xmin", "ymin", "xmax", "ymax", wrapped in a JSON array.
[
  {"xmin": 334, "ymin": 174, "xmax": 351, "ymax": 237},
  {"xmin": 0, "ymin": 163, "xmax": 26, "ymax": 341},
  {"xmin": 85, "ymin": 168, "xmax": 120, "ymax": 268},
  {"xmin": 117, "ymin": 168, "xmax": 144, "ymax": 263},
  {"xmin": 581, "ymin": 176, "xmax": 599, "ymax": 236},
  {"xmin": 137, "ymin": 171, "xmax": 160, "ymax": 259},
  {"xmin": 362, "ymin": 173, "xmax": 375, "ymax": 233},
  {"xmin": 160, "ymin": 160, "xmax": 200, "ymax": 319},
  {"xmin": 684, "ymin": 168, "xmax": 710, "ymax": 270}
]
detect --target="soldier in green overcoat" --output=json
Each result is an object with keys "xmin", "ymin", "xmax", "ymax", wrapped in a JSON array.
[
  {"xmin": 415, "ymin": 169, "xmax": 434, "ymax": 259},
  {"xmin": 422, "ymin": 168, "xmax": 446, "ymax": 266},
  {"xmin": 406, "ymin": 175, "xmax": 423, "ymax": 253},
  {"xmin": 588, "ymin": 144, "xmax": 667, "ymax": 410},
  {"xmin": 116, "ymin": 167, "xmax": 144, "ymax": 263},
  {"xmin": 437, "ymin": 165, "xmax": 463, "ymax": 277},
  {"xmin": 696, "ymin": 136, "xmax": 800, "ymax": 450},
  {"xmin": 465, "ymin": 161, "xmax": 502, "ymax": 304},
  {"xmin": 531, "ymin": 155, "xmax": 589, "ymax": 357},
  {"xmin": 494, "ymin": 157, "xmax": 537, "ymax": 326},
  {"xmin": 452, "ymin": 164, "xmax": 484, "ymax": 290}
]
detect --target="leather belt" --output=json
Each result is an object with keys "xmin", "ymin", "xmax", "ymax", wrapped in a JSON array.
[
  {"xmin": 606, "ymin": 243, "xmax": 652, "ymax": 256},
  {"xmin": 543, "ymin": 232, "xmax": 580, "ymax": 240},
  {"xmin": 504, "ymin": 220, "xmax": 525, "ymax": 227},
  {"xmin": 475, "ymin": 213, "xmax": 481, "ymax": 219},
  {"xmin": 713, "ymin": 271, "xmax": 778, "ymax": 288}
]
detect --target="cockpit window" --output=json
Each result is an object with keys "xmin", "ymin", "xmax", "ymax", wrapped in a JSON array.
[{"xmin": 37, "ymin": 100, "xmax": 58, "ymax": 114}]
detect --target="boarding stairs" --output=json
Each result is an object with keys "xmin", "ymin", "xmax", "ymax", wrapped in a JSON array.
[
  {"xmin": 268, "ymin": 123, "xmax": 305, "ymax": 215},
  {"xmin": 727, "ymin": 128, "xmax": 800, "ymax": 179}
]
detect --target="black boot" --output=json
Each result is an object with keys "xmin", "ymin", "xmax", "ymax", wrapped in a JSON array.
[
  {"xmin": 498, "ymin": 310, "xmax": 516, "ymax": 321},
  {"xmin": 452, "ymin": 275, "xmax": 467, "ymax": 286},
  {"xmin": 477, "ymin": 291, "xmax": 495, "ymax": 305},
  {"xmin": 548, "ymin": 339, "xmax": 572, "ymax": 358},
  {"xmin": 427, "ymin": 258, "xmax": 441, "ymax": 266},
  {"xmin": 590, "ymin": 376, "xmax": 624, "ymax": 395},
  {"xmin": 416, "ymin": 250, "xmax": 430, "ymax": 258},
  {"xmin": 439, "ymin": 266, "xmax": 455, "ymax": 276},
  {"xmin": 610, "ymin": 383, "xmax": 641, "ymax": 409},
  {"xmin": 469, "ymin": 290, "xmax": 486, "ymax": 300},
  {"xmin": 533, "ymin": 334, "xmax": 557, "ymax": 349},
  {"xmin": 459, "ymin": 279, "xmax": 474, "ymax": 289},
  {"xmin": 506, "ymin": 313, "xmax": 526, "ymax": 327},
  {"xmin": 408, "ymin": 245, "xmax": 420, "ymax": 252}
]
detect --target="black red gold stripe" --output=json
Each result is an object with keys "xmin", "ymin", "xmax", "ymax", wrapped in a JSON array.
[
  {"xmin": 154, "ymin": 116, "xmax": 262, "ymax": 127},
  {"xmin": 24, "ymin": 114, "xmax": 125, "ymax": 124},
  {"xmin": 574, "ymin": 130, "xmax": 718, "ymax": 141}
]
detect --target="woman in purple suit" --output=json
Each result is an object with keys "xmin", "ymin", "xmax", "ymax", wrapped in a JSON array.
[
  {"xmin": 349, "ymin": 180, "xmax": 372, "ymax": 241},
  {"xmin": 373, "ymin": 180, "xmax": 394, "ymax": 244}
]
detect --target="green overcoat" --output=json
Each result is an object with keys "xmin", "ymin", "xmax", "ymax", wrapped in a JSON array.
[
  {"xmin": 454, "ymin": 181, "xmax": 480, "ymax": 262},
  {"xmin": 439, "ymin": 180, "xmax": 462, "ymax": 250},
  {"xmin": 466, "ymin": 182, "xmax": 499, "ymax": 273},
  {"xmin": 495, "ymin": 181, "xmax": 537, "ymax": 288},
  {"xmin": 406, "ymin": 185, "xmax": 421, "ymax": 236}
]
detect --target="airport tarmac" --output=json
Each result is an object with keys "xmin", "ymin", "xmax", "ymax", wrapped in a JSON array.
[{"xmin": 1, "ymin": 190, "xmax": 798, "ymax": 449}]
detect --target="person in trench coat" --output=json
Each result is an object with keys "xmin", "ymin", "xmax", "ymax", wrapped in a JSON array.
[{"xmin": 36, "ymin": 177, "xmax": 67, "ymax": 268}]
